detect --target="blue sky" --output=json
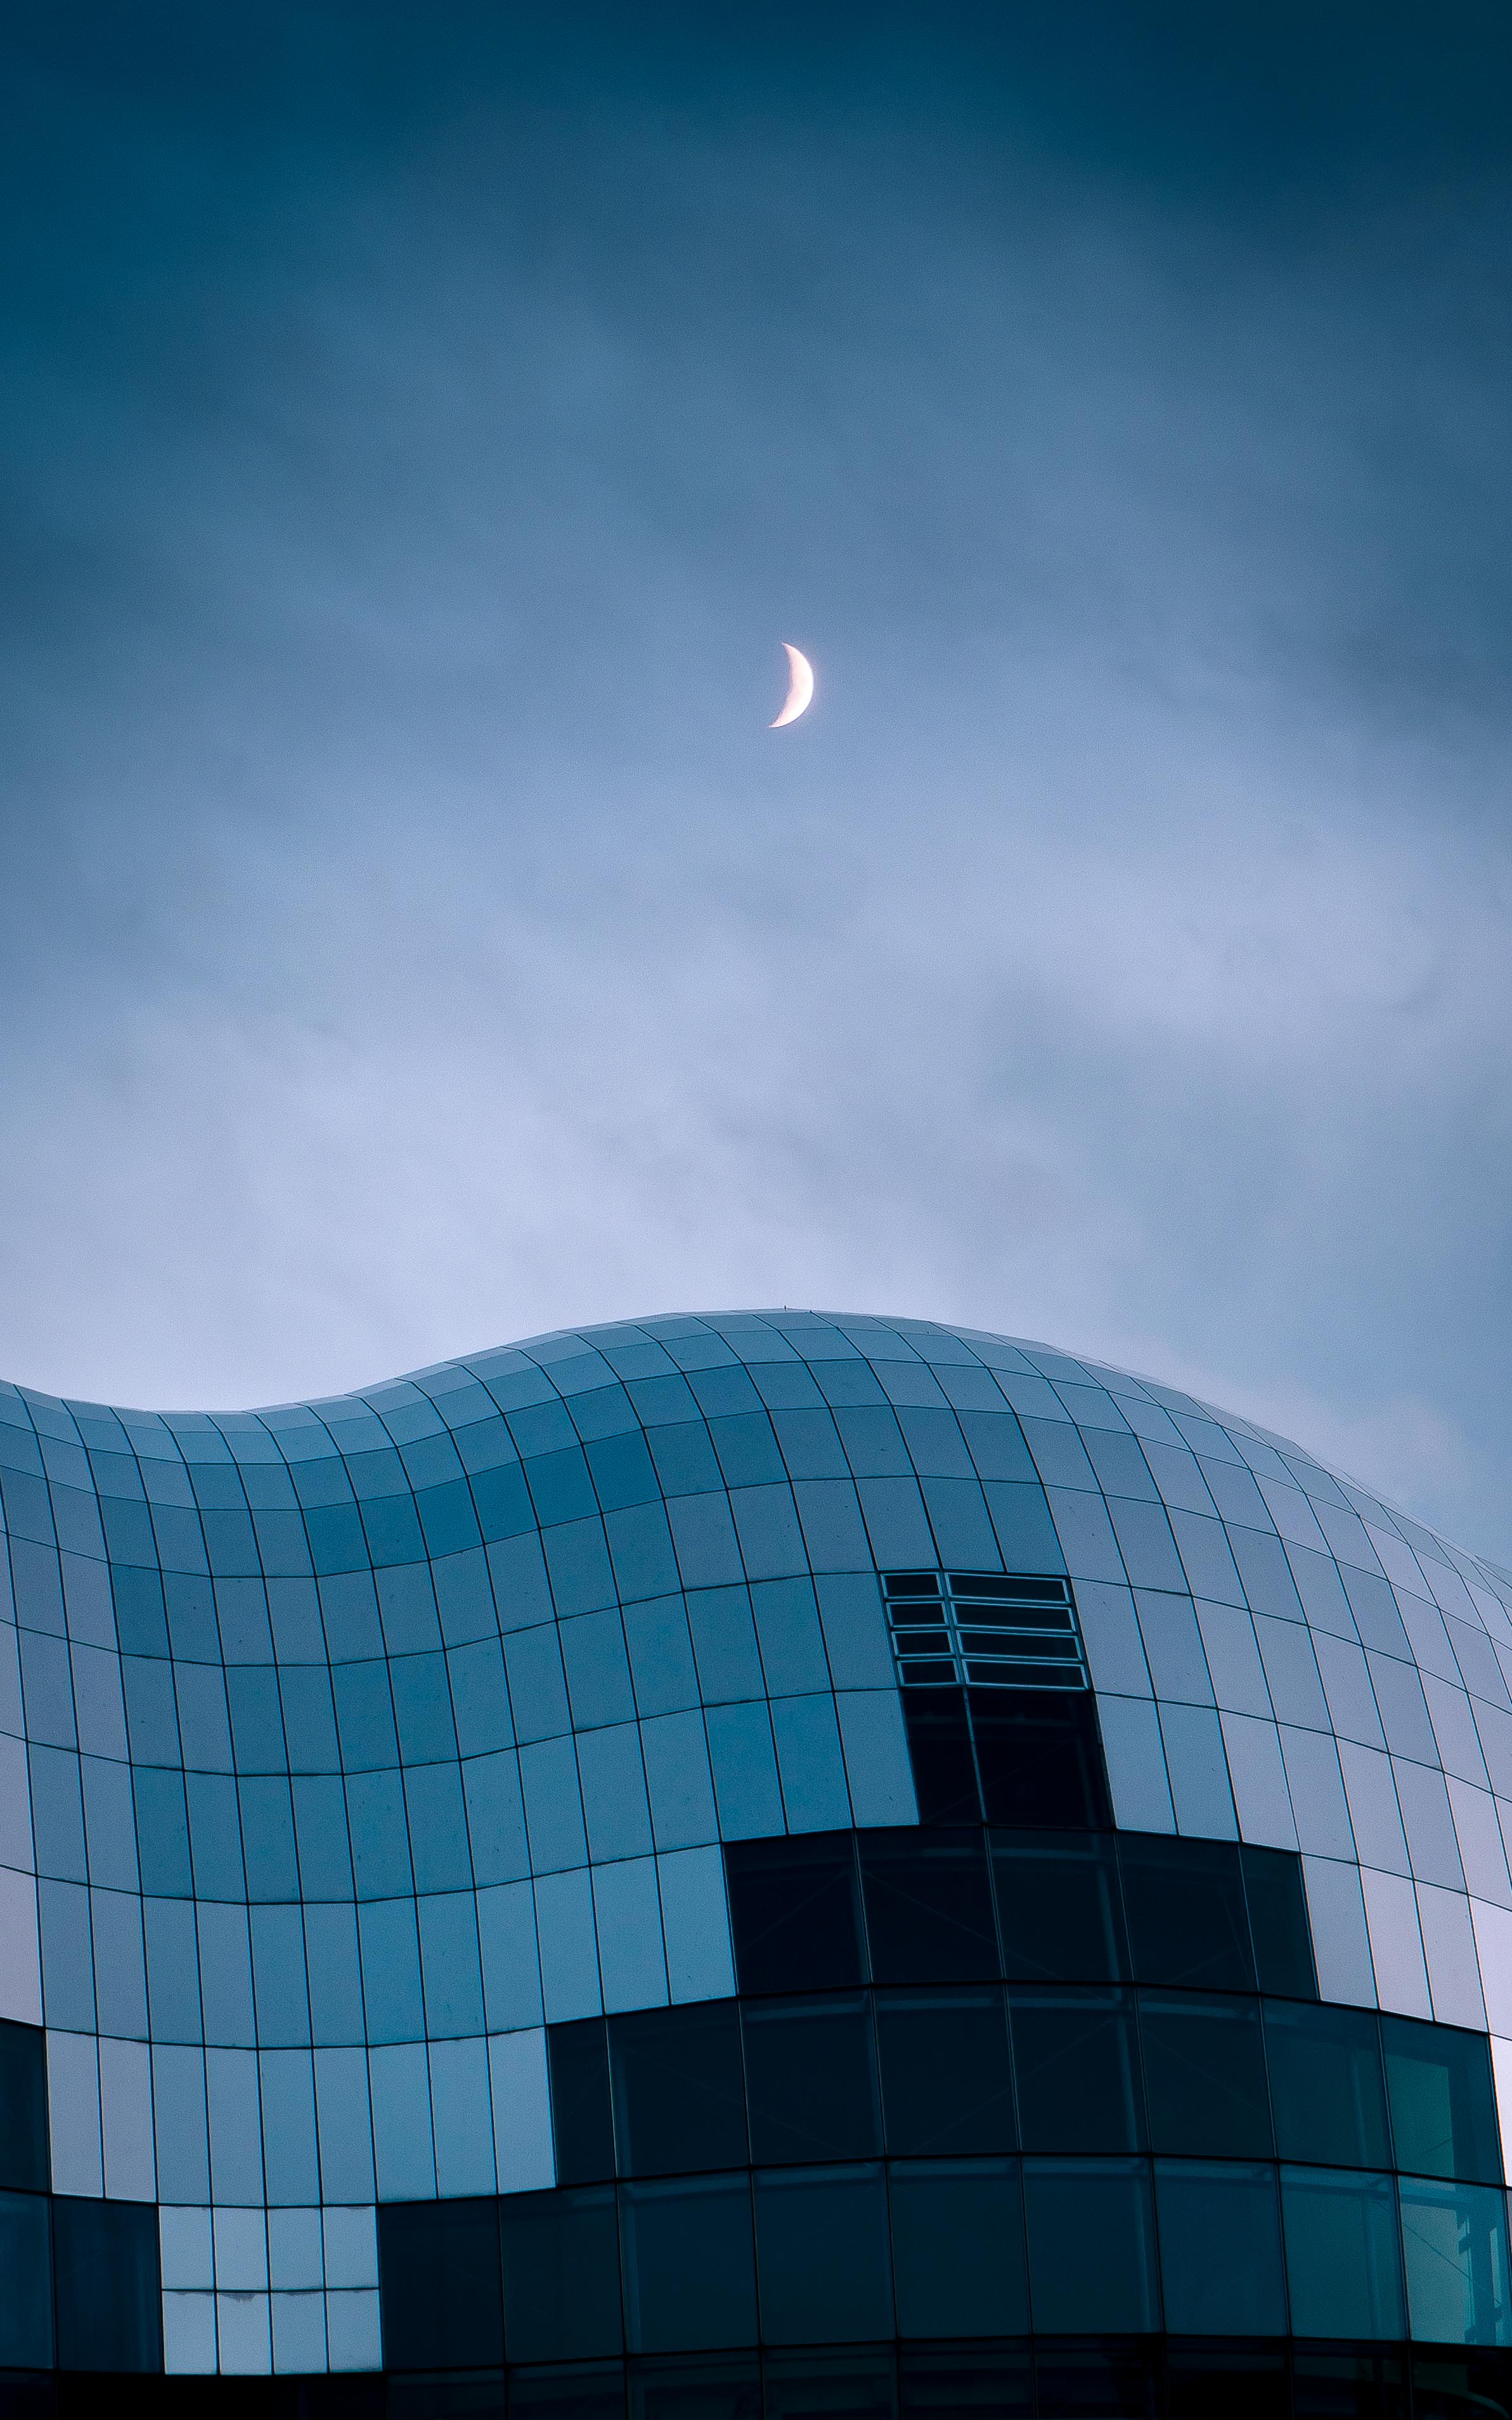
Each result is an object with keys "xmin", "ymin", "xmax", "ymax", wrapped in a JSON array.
[{"xmin": 3, "ymin": 5, "xmax": 1511, "ymax": 1559}]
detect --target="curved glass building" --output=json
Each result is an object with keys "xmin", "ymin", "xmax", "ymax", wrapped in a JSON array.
[{"xmin": 1, "ymin": 1310, "xmax": 1511, "ymax": 2419}]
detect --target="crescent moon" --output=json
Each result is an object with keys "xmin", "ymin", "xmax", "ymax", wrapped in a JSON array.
[{"xmin": 770, "ymin": 642, "xmax": 815, "ymax": 727}]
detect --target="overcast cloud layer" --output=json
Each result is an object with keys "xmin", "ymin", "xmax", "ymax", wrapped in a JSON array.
[{"xmin": 2, "ymin": 6, "xmax": 1510, "ymax": 1558}]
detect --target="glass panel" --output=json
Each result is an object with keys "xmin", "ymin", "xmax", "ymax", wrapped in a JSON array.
[
  {"xmin": 875, "ymin": 1990, "xmax": 1016, "ymax": 2157},
  {"xmin": 0, "ymin": 2022, "xmax": 48, "ymax": 2194},
  {"xmin": 389, "ymin": 2376, "xmax": 506, "ymax": 2419},
  {"xmin": 1139, "ymin": 1994, "xmax": 1272, "ymax": 2157},
  {"xmin": 501, "ymin": 2186, "xmax": 624, "ymax": 2363},
  {"xmin": 1118, "ymin": 1835, "xmax": 1255, "ymax": 1991},
  {"xmin": 1021, "ymin": 2157, "xmax": 1160, "ymax": 2333},
  {"xmin": 1241, "ymin": 1843, "xmax": 1317, "ymax": 2000},
  {"xmin": 991, "ymin": 1830, "xmax": 1127, "ymax": 1983},
  {"xmin": 754, "ymin": 2165, "xmax": 893, "ymax": 2346},
  {"xmin": 620, "ymin": 2175, "xmax": 757, "ymax": 2355},
  {"xmin": 743, "ymin": 1998, "xmax": 881, "ymax": 2164},
  {"xmin": 1032, "ymin": 2341, "xmax": 1161, "ymax": 2420},
  {"xmin": 762, "ymin": 2346, "xmax": 898, "ymax": 2420},
  {"xmin": 971, "ymin": 1690, "xmax": 1109, "ymax": 1830},
  {"xmin": 1166, "ymin": 2345, "xmax": 1288, "ymax": 2420},
  {"xmin": 858, "ymin": 1830, "xmax": 998, "ymax": 1984},
  {"xmin": 379, "ymin": 2197, "xmax": 504, "ymax": 2372},
  {"xmin": 630, "ymin": 2352, "xmax": 763, "ymax": 2420},
  {"xmin": 900, "ymin": 1690, "xmax": 981, "ymax": 1828},
  {"xmin": 1265, "ymin": 2001, "xmax": 1391, "ymax": 2170},
  {"xmin": 510, "ymin": 2363, "xmax": 628, "ymax": 2420},
  {"xmin": 724, "ymin": 1835, "xmax": 865, "ymax": 1995},
  {"xmin": 1291, "ymin": 2351, "xmax": 1407, "ymax": 2420},
  {"xmin": 1382, "ymin": 2017, "xmax": 1503, "ymax": 2185},
  {"xmin": 1153, "ymin": 2159, "xmax": 1286, "ymax": 2336},
  {"xmin": 611, "ymin": 2004, "xmax": 748, "ymax": 2177},
  {"xmin": 1281, "ymin": 2166, "xmax": 1406, "ymax": 2340},
  {"xmin": 1409, "ymin": 2351, "xmax": 1512, "ymax": 2420},
  {"xmin": 0, "ymin": 2189, "xmax": 52, "ymax": 2367},
  {"xmin": 887, "ymin": 2159, "xmax": 1028, "ymax": 2339},
  {"xmin": 1399, "ymin": 2177, "xmax": 1512, "ymax": 2348},
  {"xmin": 550, "ymin": 2019, "xmax": 616, "ymax": 2185},
  {"xmin": 1011, "ymin": 1989, "xmax": 1143, "ymax": 2152},
  {"xmin": 898, "ymin": 2346, "xmax": 1032, "ymax": 2420}
]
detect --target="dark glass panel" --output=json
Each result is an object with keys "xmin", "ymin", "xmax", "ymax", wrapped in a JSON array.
[
  {"xmin": 390, "ymin": 2379, "xmax": 505, "ymax": 2418},
  {"xmin": 1021, "ymin": 2158, "xmax": 1160, "ymax": 2334},
  {"xmin": 1118, "ymin": 1835, "xmax": 1254, "ymax": 1991},
  {"xmin": 1010, "ymin": 1989, "xmax": 1143, "ymax": 2153},
  {"xmin": 1398, "ymin": 2177, "xmax": 1511, "ymax": 2348},
  {"xmin": 501, "ymin": 2186, "xmax": 623, "ymax": 2363},
  {"xmin": 1292, "ymin": 2351, "xmax": 1408, "ymax": 2420},
  {"xmin": 991, "ymin": 1830, "xmax": 1127, "ymax": 1984},
  {"xmin": 1265, "ymin": 2001, "xmax": 1391, "ymax": 2170},
  {"xmin": 51, "ymin": 2195, "xmax": 160, "ymax": 2373},
  {"xmin": 1381, "ymin": 2015, "xmax": 1502, "ymax": 2185},
  {"xmin": 620, "ymin": 2175, "xmax": 757, "ymax": 2355},
  {"xmin": 1139, "ymin": 1993, "xmax": 1272, "ymax": 2157},
  {"xmin": 509, "ymin": 2364, "xmax": 628, "ymax": 2420},
  {"xmin": 1280, "ymin": 2166, "xmax": 1406, "ymax": 2341},
  {"xmin": 874, "ymin": 1989, "xmax": 1016, "ymax": 2156},
  {"xmin": 379, "ymin": 2198, "xmax": 504, "ymax": 2372},
  {"xmin": 0, "ymin": 2024, "xmax": 47, "ymax": 2193},
  {"xmin": 900, "ymin": 1691, "xmax": 981, "ymax": 1828},
  {"xmin": 858, "ymin": 1830, "xmax": 997, "ymax": 1984},
  {"xmin": 1166, "ymin": 2345, "xmax": 1288, "ymax": 2420},
  {"xmin": 611, "ymin": 2003, "xmax": 747, "ymax": 2178},
  {"xmin": 1153, "ymin": 2159, "xmax": 1286, "ymax": 2336},
  {"xmin": 629, "ymin": 2353, "xmax": 763, "ymax": 2420},
  {"xmin": 0, "ymin": 2190, "xmax": 51, "ymax": 2368},
  {"xmin": 1412, "ymin": 2351, "xmax": 1512, "ymax": 2420},
  {"xmin": 762, "ymin": 2346, "xmax": 898, "ymax": 2420},
  {"xmin": 724, "ymin": 1835, "xmax": 865, "ymax": 1996},
  {"xmin": 1241, "ymin": 1842, "xmax": 1317, "ymax": 1999},
  {"xmin": 550, "ymin": 2019, "xmax": 616, "ymax": 2185},
  {"xmin": 898, "ymin": 2345, "xmax": 1032, "ymax": 2420},
  {"xmin": 1032, "ymin": 2341, "xmax": 1161, "ymax": 2420},
  {"xmin": 887, "ymin": 2158, "xmax": 1028, "ymax": 2338},
  {"xmin": 970, "ymin": 1690, "xmax": 1109, "ymax": 1830},
  {"xmin": 753, "ymin": 2166, "xmax": 893, "ymax": 2347},
  {"xmin": 742, "ymin": 1998, "xmax": 881, "ymax": 2164}
]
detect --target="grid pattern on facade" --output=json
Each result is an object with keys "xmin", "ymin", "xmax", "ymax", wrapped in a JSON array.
[{"xmin": 882, "ymin": 1572, "xmax": 1086, "ymax": 1690}]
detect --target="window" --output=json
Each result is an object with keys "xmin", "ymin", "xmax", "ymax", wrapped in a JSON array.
[
  {"xmin": 1139, "ymin": 1994, "xmax": 1272, "ymax": 2158},
  {"xmin": 992, "ymin": 1830, "xmax": 1127, "ymax": 1984},
  {"xmin": 549, "ymin": 2019, "xmax": 615, "ymax": 2185},
  {"xmin": 754, "ymin": 2166, "xmax": 893, "ymax": 2346},
  {"xmin": 610, "ymin": 2002, "xmax": 747, "ymax": 2178},
  {"xmin": 620, "ymin": 2176, "xmax": 757, "ymax": 2355},
  {"xmin": 0, "ymin": 2190, "xmax": 51, "ymax": 2368},
  {"xmin": 378, "ymin": 2197, "xmax": 503, "ymax": 2373},
  {"xmin": 1398, "ymin": 2178, "xmax": 1512, "ymax": 2348},
  {"xmin": 1154, "ymin": 2161, "xmax": 1286, "ymax": 2336},
  {"xmin": 859, "ymin": 1829, "xmax": 998, "ymax": 1985},
  {"xmin": 725, "ymin": 1833, "xmax": 865, "ymax": 1997},
  {"xmin": 882, "ymin": 1573, "xmax": 1086, "ymax": 1693},
  {"xmin": 1264, "ymin": 2001, "xmax": 1390, "ymax": 2171},
  {"xmin": 1011, "ymin": 1989, "xmax": 1143, "ymax": 2154},
  {"xmin": 1021, "ymin": 2157, "xmax": 1160, "ymax": 2334},
  {"xmin": 874, "ymin": 1989, "xmax": 1016, "ymax": 2157},
  {"xmin": 888, "ymin": 2160, "xmax": 1028, "ymax": 2339},
  {"xmin": 501, "ymin": 2186, "xmax": 623, "ymax": 2364},
  {"xmin": 1280, "ymin": 2168, "xmax": 1405, "ymax": 2341},
  {"xmin": 742, "ymin": 1997, "xmax": 881, "ymax": 2165},
  {"xmin": 1381, "ymin": 2016, "xmax": 1502, "ymax": 2186},
  {"xmin": 1119, "ymin": 1836, "xmax": 1255, "ymax": 1992},
  {"xmin": 0, "ymin": 2022, "xmax": 47, "ymax": 2194}
]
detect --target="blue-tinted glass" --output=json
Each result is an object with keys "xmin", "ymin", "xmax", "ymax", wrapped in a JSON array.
[
  {"xmin": 742, "ymin": 1998, "xmax": 880, "ymax": 2164},
  {"xmin": 53, "ymin": 2196, "xmax": 161, "ymax": 2371},
  {"xmin": 971, "ymin": 1689, "xmax": 1109, "ymax": 1830},
  {"xmin": 888, "ymin": 2160, "xmax": 1028, "ymax": 2338},
  {"xmin": 0, "ymin": 2190, "xmax": 52, "ymax": 2366},
  {"xmin": 900, "ymin": 1691, "xmax": 980, "ymax": 1828},
  {"xmin": 898, "ymin": 2345, "xmax": 1032, "ymax": 2420},
  {"xmin": 0, "ymin": 2024, "xmax": 46, "ymax": 2192},
  {"xmin": 991, "ymin": 1829, "xmax": 1127, "ymax": 1983},
  {"xmin": 1139, "ymin": 1994, "xmax": 1271, "ymax": 2157},
  {"xmin": 1265, "ymin": 2001, "xmax": 1390, "ymax": 2169},
  {"xmin": 609, "ymin": 2003, "xmax": 747, "ymax": 2177},
  {"xmin": 1022, "ymin": 2157, "xmax": 1159, "ymax": 2334},
  {"xmin": 379, "ymin": 2197, "xmax": 504, "ymax": 2371},
  {"xmin": 1119, "ymin": 1835, "xmax": 1254, "ymax": 1991},
  {"xmin": 875, "ymin": 1990, "xmax": 1016, "ymax": 2156},
  {"xmin": 621, "ymin": 2175, "xmax": 757, "ymax": 2353},
  {"xmin": 753, "ymin": 2165, "xmax": 893, "ymax": 2345},
  {"xmin": 1399, "ymin": 2178, "xmax": 1512, "ymax": 2346},
  {"xmin": 1281, "ymin": 2167, "xmax": 1405, "ymax": 2340},
  {"xmin": 1382, "ymin": 2017, "xmax": 1502, "ymax": 2185},
  {"xmin": 859, "ymin": 1830, "xmax": 998, "ymax": 1984},
  {"xmin": 501, "ymin": 2185, "xmax": 623, "ymax": 2362},
  {"xmin": 1011, "ymin": 1989, "xmax": 1143, "ymax": 2153},
  {"xmin": 550, "ymin": 2019, "xmax": 615, "ymax": 2185},
  {"xmin": 725, "ymin": 1835, "xmax": 864, "ymax": 1996},
  {"xmin": 1154, "ymin": 2160, "xmax": 1286, "ymax": 2335},
  {"xmin": 1241, "ymin": 1843, "xmax": 1317, "ymax": 1999}
]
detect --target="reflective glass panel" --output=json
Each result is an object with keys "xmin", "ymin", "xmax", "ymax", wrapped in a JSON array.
[
  {"xmin": 1265, "ymin": 2001, "xmax": 1390, "ymax": 2170},
  {"xmin": 742, "ymin": 1998, "xmax": 881, "ymax": 2164},
  {"xmin": 725, "ymin": 1835, "xmax": 865, "ymax": 1996},
  {"xmin": 1022, "ymin": 2156, "xmax": 1160, "ymax": 2334},
  {"xmin": 0, "ymin": 2189, "xmax": 51, "ymax": 2368},
  {"xmin": 501, "ymin": 2186, "xmax": 623, "ymax": 2364},
  {"xmin": 991, "ymin": 1830, "xmax": 1127, "ymax": 1984},
  {"xmin": 1011, "ymin": 1989, "xmax": 1143, "ymax": 2153},
  {"xmin": 550, "ymin": 2019, "xmax": 616, "ymax": 2185},
  {"xmin": 1281, "ymin": 2167, "xmax": 1406, "ymax": 2341},
  {"xmin": 1118, "ymin": 1835, "xmax": 1255, "ymax": 1991},
  {"xmin": 1398, "ymin": 2177, "xmax": 1512, "ymax": 2348},
  {"xmin": 859, "ymin": 1830, "xmax": 998, "ymax": 1984},
  {"xmin": 875, "ymin": 1989, "xmax": 1016, "ymax": 2157},
  {"xmin": 753, "ymin": 2164, "xmax": 893, "ymax": 2346},
  {"xmin": 1382, "ymin": 2017, "xmax": 1502, "ymax": 2185},
  {"xmin": 379, "ymin": 2197, "xmax": 504, "ymax": 2372},
  {"xmin": 611, "ymin": 2003, "xmax": 748, "ymax": 2178},
  {"xmin": 888, "ymin": 2159, "xmax": 1028, "ymax": 2339},
  {"xmin": 620, "ymin": 2175, "xmax": 758, "ymax": 2355},
  {"xmin": 1139, "ymin": 1994, "xmax": 1272, "ymax": 2157},
  {"xmin": 1153, "ymin": 2159, "xmax": 1287, "ymax": 2336}
]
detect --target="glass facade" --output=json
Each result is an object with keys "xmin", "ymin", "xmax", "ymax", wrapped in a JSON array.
[{"xmin": 0, "ymin": 1307, "xmax": 1510, "ymax": 2415}]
